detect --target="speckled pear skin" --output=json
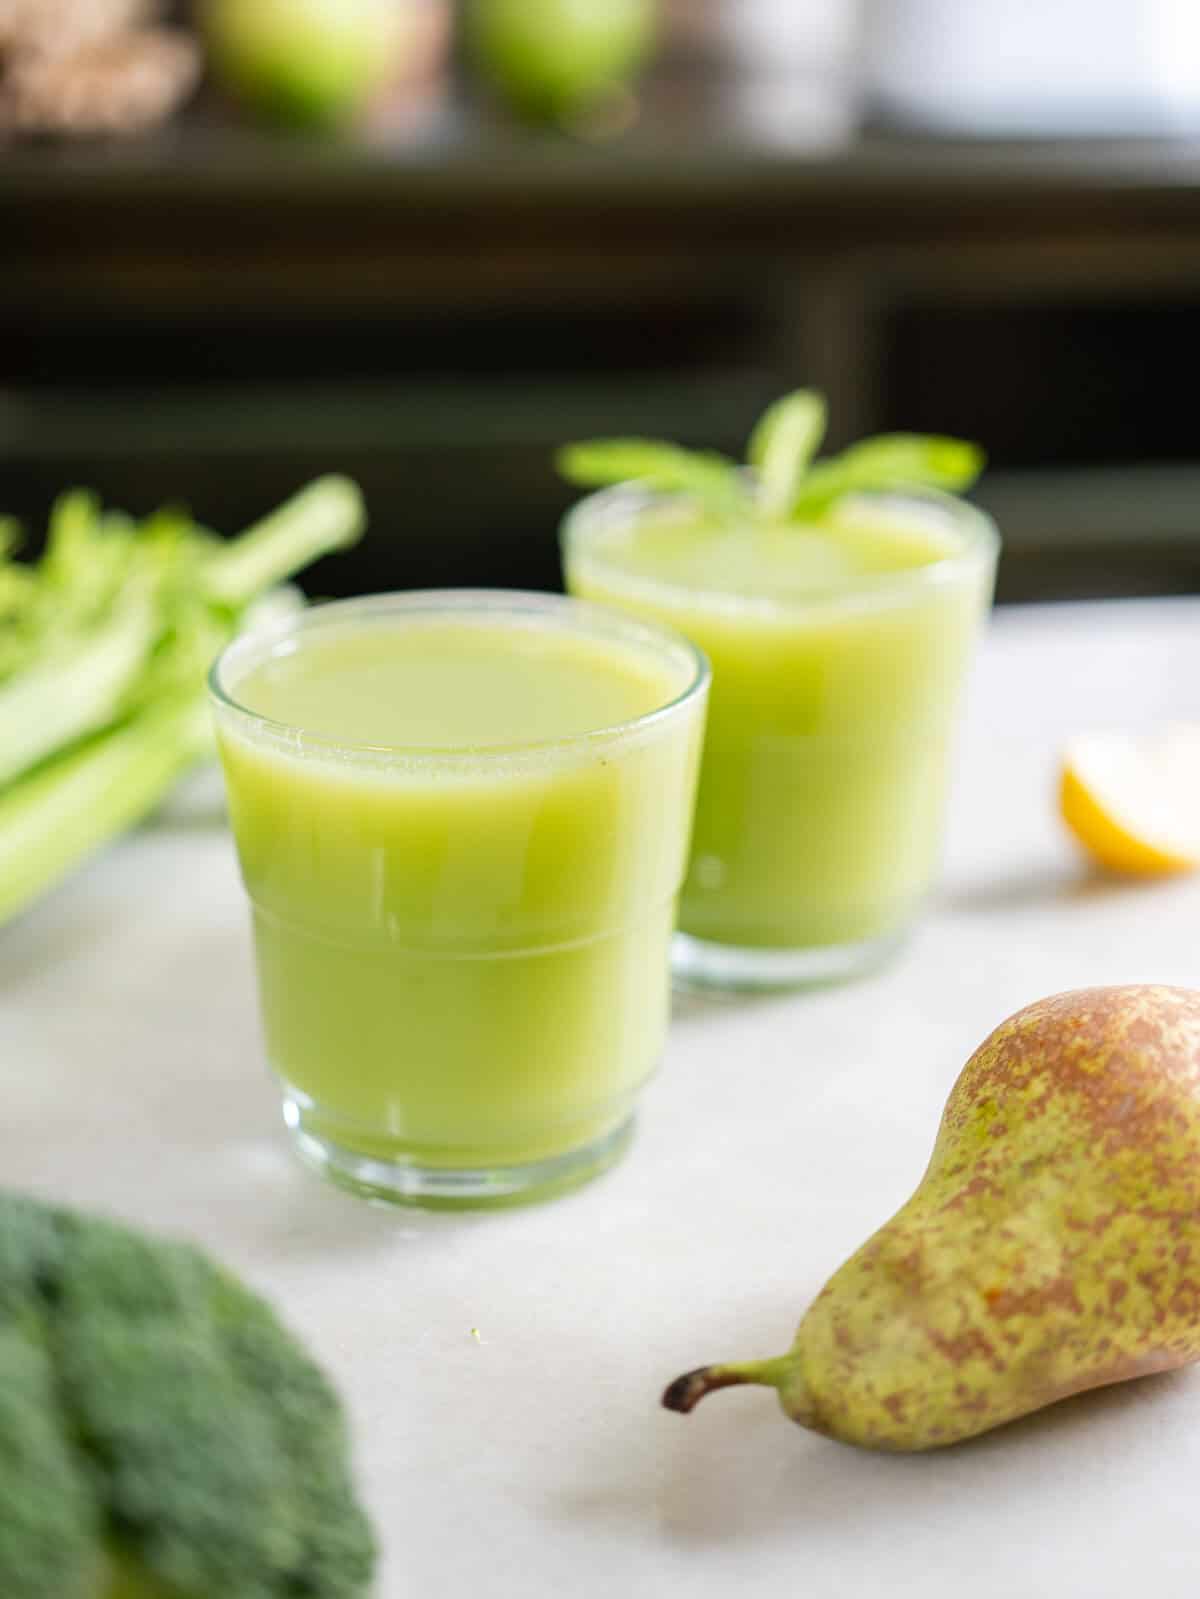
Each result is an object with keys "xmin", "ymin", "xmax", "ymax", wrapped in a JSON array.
[{"xmin": 664, "ymin": 986, "xmax": 1200, "ymax": 1450}]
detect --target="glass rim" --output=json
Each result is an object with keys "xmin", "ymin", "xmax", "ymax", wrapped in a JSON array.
[
  {"xmin": 561, "ymin": 483, "xmax": 1001, "ymax": 618},
  {"xmin": 208, "ymin": 588, "xmax": 710, "ymax": 766}
]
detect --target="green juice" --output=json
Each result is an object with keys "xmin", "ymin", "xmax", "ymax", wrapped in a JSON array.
[
  {"xmin": 564, "ymin": 493, "xmax": 997, "ymax": 978},
  {"xmin": 211, "ymin": 594, "xmax": 707, "ymax": 1204}
]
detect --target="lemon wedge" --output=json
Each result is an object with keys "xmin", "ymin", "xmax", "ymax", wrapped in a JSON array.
[{"xmin": 1060, "ymin": 725, "xmax": 1200, "ymax": 876}]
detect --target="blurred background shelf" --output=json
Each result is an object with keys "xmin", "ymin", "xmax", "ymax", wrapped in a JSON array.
[{"xmin": 5, "ymin": 111, "xmax": 1200, "ymax": 601}]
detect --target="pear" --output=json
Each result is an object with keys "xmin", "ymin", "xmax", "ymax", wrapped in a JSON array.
[{"xmin": 664, "ymin": 985, "xmax": 1200, "ymax": 1450}]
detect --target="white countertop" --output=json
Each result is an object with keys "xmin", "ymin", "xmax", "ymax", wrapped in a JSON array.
[{"xmin": 5, "ymin": 598, "xmax": 1200, "ymax": 1599}]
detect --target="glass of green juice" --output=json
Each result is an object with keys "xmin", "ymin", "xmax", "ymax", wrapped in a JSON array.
[
  {"xmin": 209, "ymin": 591, "xmax": 708, "ymax": 1207},
  {"xmin": 563, "ymin": 487, "xmax": 998, "ymax": 990}
]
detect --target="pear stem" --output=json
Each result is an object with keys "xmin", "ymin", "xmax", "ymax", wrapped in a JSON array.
[{"xmin": 661, "ymin": 1357, "xmax": 791, "ymax": 1415}]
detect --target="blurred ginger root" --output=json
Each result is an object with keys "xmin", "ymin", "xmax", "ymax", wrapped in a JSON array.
[{"xmin": 0, "ymin": 0, "xmax": 200, "ymax": 135}]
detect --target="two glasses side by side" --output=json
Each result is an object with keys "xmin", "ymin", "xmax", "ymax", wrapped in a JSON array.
[{"xmin": 209, "ymin": 487, "xmax": 997, "ymax": 1207}]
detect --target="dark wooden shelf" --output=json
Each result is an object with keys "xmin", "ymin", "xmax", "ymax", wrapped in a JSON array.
[
  {"xmin": 5, "ymin": 112, "xmax": 1200, "ymax": 601},
  {"xmin": 9, "ymin": 106, "xmax": 1200, "ymax": 198}
]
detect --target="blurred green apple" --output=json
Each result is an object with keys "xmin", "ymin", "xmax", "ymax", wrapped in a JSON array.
[
  {"xmin": 466, "ymin": 0, "xmax": 657, "ymax": 123},
  {"xmin": 201, "ymin": 0, "xmax": 413, "ymax": 129}
]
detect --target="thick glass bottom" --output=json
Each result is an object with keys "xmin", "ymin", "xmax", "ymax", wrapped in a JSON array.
[
  {"xmin": 671, "ymin": 926, "xmax": 907, "ymax": 993},
  {"xmin": 281, "ymin": 1090, "xmax": 636, "ymax": 1209}
]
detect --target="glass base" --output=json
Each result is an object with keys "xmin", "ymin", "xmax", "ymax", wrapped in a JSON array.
[
  {"xmin": 281, "ymin": 1093, "xmax": 636, "ymax": 1210},
  {"xmin": 672, "ymin": 926, "xmax": 906, "ymax": 993}
]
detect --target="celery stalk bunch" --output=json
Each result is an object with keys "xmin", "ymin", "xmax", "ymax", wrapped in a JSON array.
[{"xmin": 0, "ymin": 476, "xmax": 365, "ymax": 927}]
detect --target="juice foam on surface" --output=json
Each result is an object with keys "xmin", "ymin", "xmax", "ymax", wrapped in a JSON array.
[
  {"xmin": 232, "ymin": 616, "xmax": 681, "ymax": 749},
  {"xmin": 578, "ymin": 501, "xmax": 964, "ymax": 607}
]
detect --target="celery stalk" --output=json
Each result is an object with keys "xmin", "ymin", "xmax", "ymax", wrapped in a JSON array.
[
  {"xmin": 0, "ymin": 698, "xmax": 211, "ymax": 927},
  {"xmin": 0, "ymin": 589, "xmax": 159, "ymax": 788},
  {"xmin": 0, "ymin": 472, "xmax": 367, "ymax": 926},
  {"xmin": 203, "ymin": 476, "xmax": 366, "ymax": 608}
]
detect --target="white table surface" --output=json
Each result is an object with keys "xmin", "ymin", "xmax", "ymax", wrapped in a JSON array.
[{"xmin": 4, "ymin": 597, "xmax": 1200, "ymax": 1599}]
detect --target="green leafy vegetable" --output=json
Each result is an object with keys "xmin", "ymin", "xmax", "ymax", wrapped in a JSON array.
[
  {"xmin": 0, "ymin": 1188, "xmax": 377, "ymax": 1599},
  {"xmin": 0, "ymin": 476, "xmax": 365, "ymax": 927},
  {"xmin": 557, "ymin": 392, "xmax": 984, "ymax": 522},
  {"xmin": 790, "ymin": 433, "xmax": 985, "ymax": 516},
  {"xmin": 747, "ymin": 389, "xmax": 827, "ymax": 517},
  {"xmin": 556, "ymin": 439, "xmax": 741, "ymax": 510}
]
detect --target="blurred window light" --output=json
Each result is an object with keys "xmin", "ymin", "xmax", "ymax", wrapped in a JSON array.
[{"xmin": 862, "ymin": 0, "xmax": 1200, "ymax": 135}]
